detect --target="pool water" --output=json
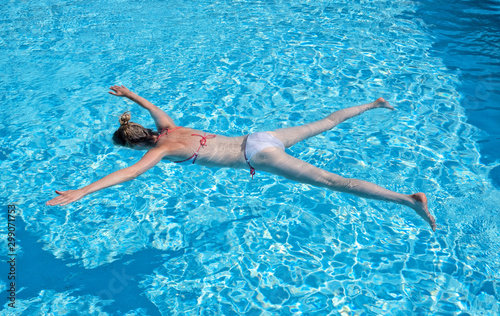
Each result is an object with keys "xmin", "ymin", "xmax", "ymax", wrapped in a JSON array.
[
  {"xmin": 1, "ymin": 0, "xmax": 499, "ymax": 315},
  {"xmin": 416, "ymin": 0, "xmax": 500, "ymax": 187}
]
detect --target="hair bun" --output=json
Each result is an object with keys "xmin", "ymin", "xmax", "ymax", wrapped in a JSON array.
[{"xmin": 119, "ymin": 111, "xmax": 131, "ymax": 126}]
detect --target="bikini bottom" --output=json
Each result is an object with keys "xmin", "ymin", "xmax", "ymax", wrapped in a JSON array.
[{"xmin": 244, "ymin": 132, "xmax": 285, "ymax": 178}]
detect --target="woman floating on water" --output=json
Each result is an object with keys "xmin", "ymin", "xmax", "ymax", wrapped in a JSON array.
[{"xmin": 47, "ymin": 85, "xmax": 436, "ymax": 231}]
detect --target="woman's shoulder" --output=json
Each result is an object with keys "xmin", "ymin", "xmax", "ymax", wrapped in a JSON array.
[{"xmin": 154, "ymin": 140, "xmax": 188, "ymax": 160}]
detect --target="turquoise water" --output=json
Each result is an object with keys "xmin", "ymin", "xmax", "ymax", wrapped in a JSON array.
[
  {"xmin": 1, "ymin": 0, "xmax": 499, "ymax": 315},
  {"xmin": 416, "ymin": 0, "xmax": 500, "ymax": 187}
]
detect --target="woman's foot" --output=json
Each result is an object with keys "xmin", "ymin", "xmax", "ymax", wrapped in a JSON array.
[
  {"xmin": 374, "ymin": 97, "xmax": 395, "ymax": 110},
  {"xmin": 409, "ymin": 193, "xmax": 436, "ymax": 231}
]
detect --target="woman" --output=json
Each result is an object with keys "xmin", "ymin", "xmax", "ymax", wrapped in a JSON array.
[{"xmin": 46, "ymin": 85, "xmax": 436, "ymax": 231}]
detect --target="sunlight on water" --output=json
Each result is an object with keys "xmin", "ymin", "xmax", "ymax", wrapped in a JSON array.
[{"xmin": 0, "ymin": 0, "xmax": 499, "ymax": 314}]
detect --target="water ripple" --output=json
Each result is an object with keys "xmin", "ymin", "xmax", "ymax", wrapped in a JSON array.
[{"xmin": 0, "ymin": 0, "xmax": 499, "ymax": 314}]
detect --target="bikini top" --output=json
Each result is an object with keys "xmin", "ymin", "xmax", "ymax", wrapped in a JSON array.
[{"xmin": 156, "ymin": 126, "xmax": 216, "ymax": 164}]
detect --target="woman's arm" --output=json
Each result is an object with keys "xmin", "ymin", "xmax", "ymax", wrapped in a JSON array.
[
  {"xmin": 109, "ymin": 85, "xmax": 176, "ymax": 130},
  {"xmin": 46, "ymin": 147, "xmax": 167, "ymax": 206}
]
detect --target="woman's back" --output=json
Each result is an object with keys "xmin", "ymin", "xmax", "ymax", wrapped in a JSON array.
[{"xmin": 157, "ymin": 127, "xmax": 248, "ymax": 169}]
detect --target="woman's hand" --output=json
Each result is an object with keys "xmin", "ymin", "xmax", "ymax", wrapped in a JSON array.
[
  {"xmin": 46, "ymin": 189, "xmax": 87, "ymax": 206},
  {"xmin": 108, "ymin": 85, "xmax": 176, "ymax": 130},
  {"xmin": 109, "ymin": 85, "xmax": 133, "ymax": 98}
]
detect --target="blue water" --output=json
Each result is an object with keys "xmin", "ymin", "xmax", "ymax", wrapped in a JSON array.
[
  {"xmin": 1, "ymin": 0, "xmax": 499, "ymax": 315},
  {"xmin": 416, "ymin": 0, "xmax": 500, "ymax": 187}
]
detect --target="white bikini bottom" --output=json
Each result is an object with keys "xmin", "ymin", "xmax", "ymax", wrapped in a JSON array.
[{"xmin": 244, "ymin": 132, "xmax": 285, "ymax": 177}]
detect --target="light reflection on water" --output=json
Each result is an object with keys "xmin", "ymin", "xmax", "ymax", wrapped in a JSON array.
[{"xmin": 0, "ymin": 0, "xmax": 498, "ymax": 315}]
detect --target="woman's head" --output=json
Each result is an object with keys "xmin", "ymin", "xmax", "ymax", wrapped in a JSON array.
[{"xmin": 113, "ymin": 112, "xmax": 158, "ymax": 148}]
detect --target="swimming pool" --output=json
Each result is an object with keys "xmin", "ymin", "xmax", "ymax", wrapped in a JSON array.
[{"xmin": 1, "ymin": 0, "xmax": 499, "ymax": 314}]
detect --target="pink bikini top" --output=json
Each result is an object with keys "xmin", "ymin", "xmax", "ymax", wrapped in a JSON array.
[{"xmin": 156, "ymin": 126, "xmax": 216, "ymax": 164}]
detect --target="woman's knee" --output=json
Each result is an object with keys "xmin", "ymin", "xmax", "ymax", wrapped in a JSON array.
[{"xmin": 323, "ymin": 173, "xmax": 353, "ymax": 190}]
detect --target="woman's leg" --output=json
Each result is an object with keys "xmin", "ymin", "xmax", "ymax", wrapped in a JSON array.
[
  {"xmin": 251, "ymin": 148, "xmax": 436, "ymax": 231},
  {"xmin": 271, "ymin": 98, "xmax": 394, "ymax": 148}
]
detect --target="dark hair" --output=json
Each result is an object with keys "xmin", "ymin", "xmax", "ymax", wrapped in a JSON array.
[{"xmin": 112, "ymin": 112, "xmax": 158, "ymax": 147}]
